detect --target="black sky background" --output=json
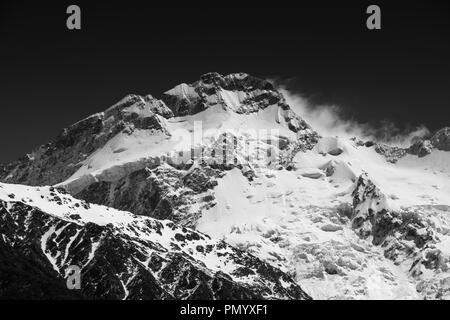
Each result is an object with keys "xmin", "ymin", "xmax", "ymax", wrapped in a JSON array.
[{"xmin": 0, "ymin": 0, "xmax": 449, "ymax": 163}]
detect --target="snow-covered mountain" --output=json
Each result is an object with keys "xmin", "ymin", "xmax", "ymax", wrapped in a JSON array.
[{"xmin": 1, "ymin": 72, "xmax": 450, "ymax": 300}]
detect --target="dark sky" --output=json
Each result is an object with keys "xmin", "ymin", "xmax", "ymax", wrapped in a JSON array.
[{"xmin": 1, "ymin": 0, "xmax": 449, "ymax": 163}]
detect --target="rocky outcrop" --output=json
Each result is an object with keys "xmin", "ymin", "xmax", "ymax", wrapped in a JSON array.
[
  {"xmin": 349, "ymin": 173, "xmax": 450, "ymax": 299},
  {"xmin": 408, "ymin": 127, "xmax": 450, "ymax": 157},
  {"xmin": 430, "ymin": 127, "xmax": 450, "ymax": 152},
  {"xmin": 374, "ymin": 144, "xmax": 408, "ymax": 163},
  {"xmin": 75, "ymin": 164, "xmax": 222, "ymax": 226},
  {"xmin": 351, "ymin": 174, "xmax": 436, "ymax": 247},
  {"xmin": 408, "ymin": 139, "xmax": 433, "ymax": 157},
  {"xmin": 351, "ymin": 173, "xmax": 389, "ymax": 240},
  {"xmin": 355, "ymin": 127, "xmax": 450, "ymax": 161},
  {"xmin": 354, "ymin": 138, "xmax": 410, "ymax": 162}
]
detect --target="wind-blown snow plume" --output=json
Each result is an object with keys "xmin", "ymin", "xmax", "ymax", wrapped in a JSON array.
[{"xmin": 278, "ymin": 87, "xmax": 430, "ymax": 146}]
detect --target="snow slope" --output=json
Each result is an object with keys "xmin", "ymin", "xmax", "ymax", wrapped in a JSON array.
[
  {"xmin": 196, "ymin": 137, "xmax": 450, "ymax": 299},
  {"xmin": 58, "ymin": 103, "xmax": 306, "ymax": 194}
]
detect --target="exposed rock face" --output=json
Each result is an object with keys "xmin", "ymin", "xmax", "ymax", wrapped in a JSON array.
[
  {"xmin": 407, "ymin": 128, "xmax": 450, "ymax": 157},
  {"xmin": 430, "ymin": 127, "xmax": 450, "ymax": 151},
  {"xmin": 374, "ymin": 144, "xmax": 408, "ymax": 163},
  {"xmin": 0, "ymin": 238, "xmax": 82, "ymax": 299},
  {"xmin": 409, "ymin": 139, "xmax": 433, "ymax": 157},
  {"xmin": 356, "ymin": 128, "xmax": 450, "ymax": 160},
  {"xmin": 351, "ymin": 174, "xmax": 435, "ymax": 247},
  {"xmin": 0, "ymin": 184, "xmax": 311, "ymax": 300},
  {"xmin": 164, "ymin": 73, "xmax": 279, "ymax": 115},
  {"xmin": 162, "ymin": 72, "xmax": 313, "ymax": 133},
  {"xmin": 76, "ymin": 164, "xmax": 222, "ymax": 226},
  {"xmin": 350, "ymin": 173, "xmax": 450, "ymax": 299}
]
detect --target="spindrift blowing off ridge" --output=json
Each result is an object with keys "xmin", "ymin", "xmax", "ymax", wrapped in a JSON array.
[{"xmin": 1, "ymin": 72, "xmax": 450, "ymax": 299}]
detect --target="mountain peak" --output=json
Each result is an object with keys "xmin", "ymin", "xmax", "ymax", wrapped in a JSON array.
[{"xmin": 162, "ymin": 72, "xmax": 283, "ymax": 116}]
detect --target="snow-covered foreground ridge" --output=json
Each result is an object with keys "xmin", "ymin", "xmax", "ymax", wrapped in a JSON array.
[
  {"xmin": 1, "ymin": 72, "xmax": 450, "ymax": 299},
  {"xmin": 0, "ymin": 183, "xmax": 310, "ymax": 299}
]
